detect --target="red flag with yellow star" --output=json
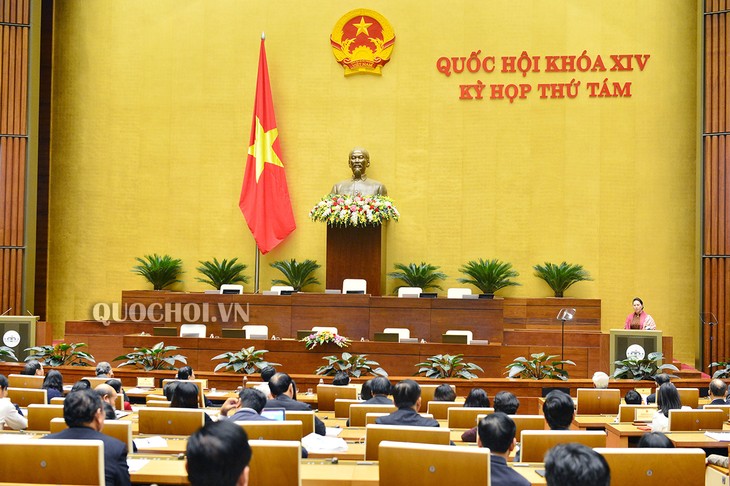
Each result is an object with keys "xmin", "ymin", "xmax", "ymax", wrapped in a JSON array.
[{"xmin": 239, "ymin": 38, "xmax": 296, "ymax": 254}]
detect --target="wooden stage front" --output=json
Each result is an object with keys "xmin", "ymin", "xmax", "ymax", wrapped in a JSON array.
[{"xmin": 62, "ymin": 291, "xmax": 673, "ymax": 378}]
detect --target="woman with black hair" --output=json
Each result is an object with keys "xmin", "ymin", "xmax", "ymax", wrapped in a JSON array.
[
  {"xmin": 170, "ymin": 382, "xmax": 212, "ymax": 424},
  {"xmin": 42, "ymin": 370, "xmax": 64, "ymax": 402}
]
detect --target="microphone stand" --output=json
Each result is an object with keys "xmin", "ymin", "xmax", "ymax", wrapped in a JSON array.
[
  {"xmin": 557, "ymin": 308, "xmax": 576, "ymax": 370},
  {"xmin": 701, "ymin": 312, "xmax": 718, "ymax": 372}
]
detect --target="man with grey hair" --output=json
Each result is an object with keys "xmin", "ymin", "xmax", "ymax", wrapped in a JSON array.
[
  {"xmin": 592, "ymin": 371, "xmax": 609, "ymax": 389},
  {"xmin": 96, "ymin": 361, "xmax": 113, "ymax": 378}
]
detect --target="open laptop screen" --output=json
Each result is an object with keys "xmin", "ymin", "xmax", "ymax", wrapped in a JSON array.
[{"xmin": 261, "ymin": 408, "xmax": 286, "ymax": 421}]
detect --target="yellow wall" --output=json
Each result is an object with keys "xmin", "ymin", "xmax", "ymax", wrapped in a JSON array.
[{"xmin": 48, "ymin": 0, "xmax": 700, "ymax": 364}]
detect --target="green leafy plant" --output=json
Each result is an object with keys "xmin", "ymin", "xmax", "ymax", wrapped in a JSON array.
[
  {"xmin": 387, "ymin": 262, "xmax": 447, "ymax": 293},
  {"xmin": 710, "ymin": 361, "xmax": 730, "ymax": 379},
  {"xmin": 613, "ymin": 351, "xmax": 678, "ymax": 380},
  {"xmin": 533, "ymin": 261, "xmax": 593, "ymax": 297},
  {"xmin": 212, "ymin": 346, "xmax": 280, "ymax": 374},
  {"xmin": 0, "ymin": 346, "xmax": 18, "ymax": 362},
  {"xmin": 270, "ymin": 259, "xmax": 321, "ymax": 291},
  {"xmin": 505, "ymin": 352, "xmax": 575, "ymax": 380},
  {"xmin": 457, "ymin": 258, "xmax": 520, "ymax": 295},
  {"xmin": 196, "ymin": 257, "xmax": 249, "ymax": 289},
  {"xmin": 132, "ymin": 254, "xmax": 183, "ymax": 290},
  {"xmin": 415, "ymin": 353, "xmax": 484, "ymax": 379},
  {"xmin": 113, "ymin": 341, "xmax": 187, "ymax": 371},
  {"xmin": 315, "ymin": 352, "xmax": 387, "ymax": 377},
  {"xmin": 25, "ymin": 342, "xmax": 95, "ymax": 367}
]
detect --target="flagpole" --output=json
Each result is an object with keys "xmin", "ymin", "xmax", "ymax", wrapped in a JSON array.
[{"xmin": 254, "ymin": 246, "xmax": 261, "ymax": 293}]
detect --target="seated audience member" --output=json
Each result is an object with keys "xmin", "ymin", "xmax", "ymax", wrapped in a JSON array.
[
  {"xmin": 464, "ymin": 388, "xmax": 490, "ymax": 408},
  {"xmin": 477, "ymin": 413, "xmax": 530, "ymax": 486},
  {"xmin": 171, "ymin": 382, "xmax": 212, "ymax": 424},
  {"xmin": 433, "ymin": 383, "xmax": 456, "ymax": 402},
  {"xmin": 624, "ymin": 389, "xmax": 642, "ymax": 405},
  {"xmin": 265, "ymin": 373, "xmax": 325, "ymax": 435},
  {"xmin": 364, "ymin": 376, "xmax": 392, "ymax": 404},
  {"xmin": 222, "ymin": 388, "xmax": 269, "ymax": 421},
  {"xmin": 105, "ymin": 379, "xmax": 132, "ymax": 411},
  {"xmin": 21, "ymin": 360, "xmax": 44, "ymax": 376},
  {"xmin": 221, "ymin": 388, "xmax": 308, "ymax": 458},
  {"xmin": 164, "ymin": 380, "xmax": 180, "ymax": 401},
  {"xmin": 46, "ymin": 389, "xmax": 130, "ymax": 486},
  {"xmin": 493, "ymin": 391, "xmax": 520, "ymax": 414},
  {"xmin": 543, "ymin": 390, "xmax": 575, "ymax": 430},
  {"xmin": 706, "ymin": 378, "xmax": 728, "ymax": 406},
  {"xmin": 71, "ymin": 379, "xmax": 91, "ymax": 392},
  {"xmin": 647, "ymin": 373, "xmax": 671, "ymax": 404},
  {"xmin": 360, "ymin": 379, "xmax": 373, "ymax": 401},
  {"xmin": 176, "ymin": 366, "xmax": 195, "ymax": 380},
  {"xmin": 651, "ymin": 382, "xmax": 687, "ymax": 432},
  {"xmin": 460, "ymin": 388, "xmax": 495, "ymax": 442},
  {"xmin": 95, "ymin": 361, "xmax": 114, "ymax": 378},
  {"xmin": 95, "ymin": 384, "xmax": 118, "ymax": 420},
  {"xmin": 638, "ymin": 431, "xmax": 674, "ymax": 448},
  {"xmin": 42, "ymin": 369, "xmax": 64, "ymax": 402},
  {"xmin": 260, "ymin": 366, "xmax": 276, "ymax": 382},
  {"xmin": 592, "ymin": 371, "xmax": 610, "ymax": 389},
  {"xmin": 186, "ymin": 420, "xmax": 251, "ymax": 486},
  {"xmin": 0, "ymin": 374, "xmax": 27, "ymax": 430},
  {"xmin": 544, "ymin": 443, "xmax": 610, "ymax": 486},
  {"xmin": 332, "ymin": 371, "xmax": 350, "ymax": 386},
  {"xmin": 375, "ymin": 379, "xmax": 439, "ymax": 427}
]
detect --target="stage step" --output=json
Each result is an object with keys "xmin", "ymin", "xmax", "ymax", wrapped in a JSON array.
[{"xmin": 672, "ymin": 360, "xmax": 707, "ymax": 380}]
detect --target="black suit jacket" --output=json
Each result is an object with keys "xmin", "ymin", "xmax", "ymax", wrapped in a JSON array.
[
  {"xmin": 364, "ymin": 395, "xmax": 393, "ymax": 405},
  {"xmin": 375, "ymin": 407, "xmax": 439, "ymax": 427},
  {"xmin": 265, "ymin": 395, "xmax": 326, "ymax": 435},
  {"xmin": 490, "ymin": 454, "xmax": 531, "ymax": 486},
  {"xmin": 46, "ymin": 426, "xmax": 131, "ymax": 486}
]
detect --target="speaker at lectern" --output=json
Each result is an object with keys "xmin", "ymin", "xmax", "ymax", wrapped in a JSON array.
[
  {"xmin": 0, "ymin": 315, "xmax": 38, "ymax": 362},
  {"xmin": 609, "ymin": 329, "xmax": 662, "ymax": 374}
]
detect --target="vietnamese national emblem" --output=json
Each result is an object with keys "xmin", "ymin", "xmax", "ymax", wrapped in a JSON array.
[{"xmin": 330, "ymin": 9, "xmax": 395, "ymax": 76}]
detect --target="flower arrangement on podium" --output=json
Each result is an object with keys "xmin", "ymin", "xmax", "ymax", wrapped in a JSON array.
[
  {"xmin": 309, "ymin": 194, "xmax": 399, "ymax": 228},
  {"xmin": 301, "ymin": 330, "xmax": 351, "ymax": 350}
]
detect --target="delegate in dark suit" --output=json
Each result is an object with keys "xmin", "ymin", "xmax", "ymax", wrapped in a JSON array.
[
  {"xmin": 374, "ymin": 379, "xmax": 439, "ymax": 427},
  {"xmin": 45, "ymin": 426, "xmax": 130, "ymax": 486},
  {"xmin": 364, "ymin": 395, "xmax": 393, "ymax": 405},
  {"xmin": 266, "ymin": 373, "xmax": 326, "ymax": 435},
  {"xmin": 228, "ymin": 407, "xmax": 273, "ymax": 421}
]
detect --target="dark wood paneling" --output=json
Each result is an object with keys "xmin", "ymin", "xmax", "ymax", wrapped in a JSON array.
[
  {"xmin": 326, "ymin": 225, "xmax": 385, "ymax": 295},
  {"xmin": 0, "ymin": 1, "xmax": 30, "ymax": 316},
  {"xmin": 703, "ymin": 3, "xmax": 730, "ymax": 370}
]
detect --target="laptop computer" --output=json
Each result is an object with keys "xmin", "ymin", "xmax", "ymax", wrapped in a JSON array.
[
  {"xmin": 261, "ymin": 408, "xmax": 286, "ymax": 421},
  {"xmin": 374, "ymin": 332, "xmax": 399, "ymax": 342}
]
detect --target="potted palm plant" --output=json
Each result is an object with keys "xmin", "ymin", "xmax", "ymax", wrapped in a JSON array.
[
  {"xmin": 457, "ymin": 258, "xmax": 519, "ymax": 298},
  {"xmin": 132, "ymin": 254, "xmax": 183, "ymax": 290},
  {"xmin": 196, "ymin": 257, "xmax": 249, "ymax": 289},
  {"xmin": 533, "ymin": 261, "xmax": 592, "ymax": 297},
  {"xmin": 270, "ymin": 259, "xmax": 321, "ymax": 291},
  {"xmin": 387, "ymin": 262, "xmax": 447, "ymax": 294}
]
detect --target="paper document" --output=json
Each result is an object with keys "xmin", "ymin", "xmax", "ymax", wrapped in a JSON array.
[{"xmin": 705, "ymin": 431, "xmax": 730, "ymax": 441}]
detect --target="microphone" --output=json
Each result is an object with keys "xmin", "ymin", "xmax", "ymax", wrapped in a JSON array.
[
  {"xmin": 0, "ymin": 308, "xmax": 11, "ymax": 316},
  {"xmin": 701, "ymin": 312, "xmax": 718, "ymax": 326}
]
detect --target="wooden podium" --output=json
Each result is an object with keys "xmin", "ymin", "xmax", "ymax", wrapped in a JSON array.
[{"xmin": 326, "ymin": 225, "xmax": 387, "ymax": 295}]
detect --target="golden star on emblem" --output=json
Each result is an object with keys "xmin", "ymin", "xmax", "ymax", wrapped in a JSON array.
[
  {"xmin": 248, "ymin": 116, "xmax": 283, "ymax": 181},
  {"xmin": 353, "ymin": 17, "xmax": 372, "ymax": 36}
]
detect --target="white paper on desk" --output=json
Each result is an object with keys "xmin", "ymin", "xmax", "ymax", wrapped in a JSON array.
[
  {"xmin": 325, "ymin": 427, "xmax": 343, "ymax": 437},
  {"xmin": 0, "ymin": 433, "xmax": 34, "ymax": 443},
  {"xmin": 705, "ymin": 431, "xmax": 730, "ymax": 441},
  {"xmin": 126, "ymin": 458, "xmax": 150, "ymax": 473},
  {"xmin": 134, "ymin": 436, "xmax": 168, "ymax": 449},
  {"xmin": 301, "ymin": 432, "xmax": 348, "ymax": 453}
]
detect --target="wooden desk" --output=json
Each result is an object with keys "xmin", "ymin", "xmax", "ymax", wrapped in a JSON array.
[
  {"xmin": 606, "ymin": 423, "xmax": 730, "ymax": 448},
  {"xmin": 511, "ymin": 464, "xmax": 547, "ymax": 485},
  {"xmin": 666, "ymin": 432, "xmax": 730, "ymax": 450},
  {"xmin": 130, "ymin": 456, "xmax": 380, "ymax": 485},
  {"xmin": 571, "ymin": 415, "xmax": 617, "ymax": 430},
  {"xmin": 604, "ymin": 423, "xmax": 647, "ymax": 448}
]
